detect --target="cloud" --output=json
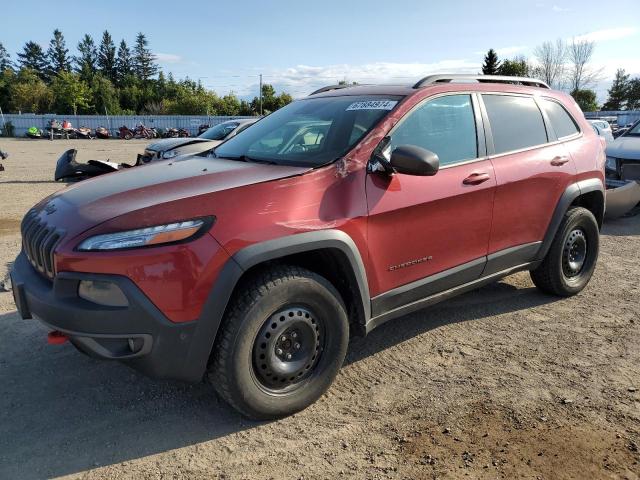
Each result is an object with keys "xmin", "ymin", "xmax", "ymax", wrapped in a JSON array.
[
  {"xmin": 571, "ymin": 27, "xmax": 638, "ymax": 43},
  {"xmin": 552, "ymin": 5, "xmax": 570, "ymax": 12},
  {"xmin": 259, "ymin": 60, "xmax": 481, "ymax": 98},
  {"xmin": 154, "ymin": 53, "xmax": 183, "ymax": 64}
]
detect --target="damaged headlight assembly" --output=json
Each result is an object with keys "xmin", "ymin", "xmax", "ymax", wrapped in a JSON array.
[{"xmin": 77, "ymin": 217, "xmax": 214, "ymax": 251}]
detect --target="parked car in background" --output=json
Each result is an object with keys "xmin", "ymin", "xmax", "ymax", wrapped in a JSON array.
[
  {"xmin": 605, "ymin": 120, "xmax": 640, "ymax": 185},
  {"xmin": 589, "ymin": 119, "xmax": 613, "ymax": 138},
  {"xmin": 11, "ymin": 75, "xmax": 605, "ymax": 420},
  {"xmin": 140, "ymin": 118, "xmax": 259, "ymax": 162},
  {"xmin": 589, "ymin": 121, "xmax": 614, "ymax": 144}
]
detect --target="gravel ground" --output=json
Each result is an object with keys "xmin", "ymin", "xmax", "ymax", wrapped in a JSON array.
[{"xmin": 0, "ymin": 138, "xmax": 638, "ymax": 480}]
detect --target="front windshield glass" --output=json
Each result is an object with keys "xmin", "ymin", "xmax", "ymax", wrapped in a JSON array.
[
  {"xmin": 626, "ymin": 121, "xmax": 640, "ymax": 136},
  {"xmin": 200, "ymin": 122, "xmax": 238, "ymax": 140},
  {"xmin": 214, "ymin": 95, "xmax": 402, "ymax": 167}
]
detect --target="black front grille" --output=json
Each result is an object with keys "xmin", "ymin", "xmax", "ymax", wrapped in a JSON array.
[
  {"xmin": 621, "ymin": 162, "xmax": 640, "ymax": 181},
  {"xmin": 21, "ymin": 210, "xmax": 64, "ymax": 280}
]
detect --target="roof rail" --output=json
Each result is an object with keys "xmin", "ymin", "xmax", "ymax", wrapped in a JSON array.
[
  {"xmin": 413, "ymin": 74, "xmax": 550, "ymax": 89},
  {"xmin": 308, "ymin": 84, "xmax": 354, "ymax": 96}
]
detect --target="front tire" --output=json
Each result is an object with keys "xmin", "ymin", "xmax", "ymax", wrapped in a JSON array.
[
  {"xmin": 207, "ymin": 266, "xmax": 349, "ymax": 420},
  {"xmin": 530, "ymin": 206, "xmax": 599, "ymax": 296}
]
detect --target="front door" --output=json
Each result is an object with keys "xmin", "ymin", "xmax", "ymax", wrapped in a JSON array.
[{"xmin": 366, "ymin": 93, "xmax": 495, "ymax": 316}]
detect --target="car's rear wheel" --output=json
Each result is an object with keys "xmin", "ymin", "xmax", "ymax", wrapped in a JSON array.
[
  {"xmin": 207, "ymin": 266, "xmax": 349, "ymax": 420},
  {"xmin": 530, "ymin": 206, "xmax": 599, "ymax": 296}
]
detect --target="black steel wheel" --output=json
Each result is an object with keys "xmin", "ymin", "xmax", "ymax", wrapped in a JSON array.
[
  {"xmin": 208, "ymin": 266, "xmax": 349, "ymax": 420},
  {"xmin": 531, "ymin": 206, "xmax": 599, "ymax": 296},
  {"xmin": 252, "ymin": 306, "xmax": 323, "ymax": 393}
]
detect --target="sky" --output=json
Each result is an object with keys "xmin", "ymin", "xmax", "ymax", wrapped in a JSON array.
[{"xmin": 2, "ymin": 0, "xmax": 639, "ymax": 101}]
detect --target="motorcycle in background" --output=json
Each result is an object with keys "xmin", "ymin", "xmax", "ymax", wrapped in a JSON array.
[
  {"xmin": 119, "ymin": 125, "xmax": 135, "ymax": 140},
  {"xmin": 95, "ymin": 126, "xmax": 111, "ymax": 139}
]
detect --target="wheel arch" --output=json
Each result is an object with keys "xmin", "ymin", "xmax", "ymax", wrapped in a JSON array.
[
  {"xmin": 538, "ymin": 178, "xmax": 605, "ymax": 261},
  {"xmin": 182, "ymin": 230, "xmax": 371, "ymax": 382}
]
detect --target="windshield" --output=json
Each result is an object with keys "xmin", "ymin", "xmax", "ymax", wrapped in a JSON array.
[
  {"xmin": 200, "ymin": 122, "xmax": 239, "ymax": 140},
  {"xmin": 626, "ymin": 121, "xmax": 640, "ymax": 136},
  {"xmin": 214, "ymin": 95, "xmax": 402, "ymax": 167}
]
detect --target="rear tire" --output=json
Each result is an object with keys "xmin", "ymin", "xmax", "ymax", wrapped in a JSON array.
[
  {"xmin": 530, "ymin": 206, "xmax": 599, "ymax": 296},
  {"xmin": 207, "ymin": 266, "xmax": 349, "ymax": 420}
]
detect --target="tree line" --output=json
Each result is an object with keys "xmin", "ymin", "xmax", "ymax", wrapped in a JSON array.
[
  {"xmin": 0, "ymin": 30, "xmax": 293, "ymax": 116},
  {"xmin": 481, "ymin": 39, "xmax": 640, "ymax": 112}
]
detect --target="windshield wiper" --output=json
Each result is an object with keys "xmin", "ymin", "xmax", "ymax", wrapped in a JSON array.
[{"xmin": 223, "ymin": 155, "xmax": 278, "ymax": 165}]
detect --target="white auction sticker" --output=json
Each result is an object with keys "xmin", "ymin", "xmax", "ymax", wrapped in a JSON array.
[{"xmin": 346, "ymin": 100, "xmax": 398, "ymax": 111}]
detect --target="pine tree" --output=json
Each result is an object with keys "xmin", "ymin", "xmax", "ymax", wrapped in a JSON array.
[
  {"xmin": 115, "ymin": 39, "xmax": 133, "ymax": 83},
  {"xmin": 47, "ymin": 29, "xmax": 71, "ymax": 76},
  {"xmin": 602, "ymin": 69, "xmax": 630, "ymax": 111},
  {"xmin": 0, "ymin": 42, "xmax": 12, "ymax": 72},
  {"xmin": 133, "ymin": 33, "xmax": 158, "ymax": 81},
  {"xmin": 17, "ymin": 41, "xmax": 49, "ymax": 79},
  {"xmin": 97, "ymin": 30, "xmax": 117, "ymax": 82},
  {"xmin": 482, "ymin": 49, "xmax": 501, "ymax": 75},
  {"xmin": 75, "ymin": 34, "xmax": 97, "ymax": 82}
]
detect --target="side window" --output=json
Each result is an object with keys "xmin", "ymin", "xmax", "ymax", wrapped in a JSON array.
[
  {"xmin": 540, "ymin": 99, "xmax": 580, "ymax": 139},
  {"xmin": 483, "ymin": 95, "xmax": 548, "ymax": 154},
  {"xmin": 389, "ymin": 94, "xmax": 478, "ymax": 167}
]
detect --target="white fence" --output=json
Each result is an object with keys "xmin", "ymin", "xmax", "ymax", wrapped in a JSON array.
[
  {"xmin": 583, "ymin": 111, "xmax": 640, "ymax": 126},
  {"xmin": 0, "ymin": 114, "xmax": 256, "ymax": 138}
]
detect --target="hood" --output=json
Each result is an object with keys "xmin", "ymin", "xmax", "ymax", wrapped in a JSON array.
[
  {"xmin": 145, "ymin": 137, "xmax": 210, "ymax": 152},
  {"xmin": 607, "ymin": 135, "xmax": 640, "ymax": 160},
  {"xmin": 34, "ymin": 156, "xmax": 310, "ymax": 238}
]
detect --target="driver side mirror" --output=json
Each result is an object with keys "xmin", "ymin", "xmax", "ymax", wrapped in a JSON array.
[{"xmin": 390, "ymin": 145, "xmax": 440, "ymax": 176}]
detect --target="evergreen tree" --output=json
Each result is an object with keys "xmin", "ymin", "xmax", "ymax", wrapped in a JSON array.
[
  {"xmin": 602, "ymin": 69, "xmax": 630, "ymax": 111},
  {"xmin": 132, "ymin": 33, "xmax": 158, "ymax": 81},
  {"xmin": 115, "ymin": 39, "xmax": 133, "ymax": 83},
  {"xmin": 627, "ymin": 78, "xmax": 640, "ymax": 110},
  {"xmin": 97, "ymin": 30, "xmax": 117, "ymax": 82},
  {"xmin": 75, "ymin": 34, "xmax": 97, "ymax": 82},
  {"xmin": 17, "ymin": 41, "xmax": 49, "ymax": 79},
  {"xmin": 0, "ymin": 42, "xmax": 13, "ymax": 72},
  {"xmin": 482, "ymin": 49, "xmax": 501, "ymax": 75},
  {"xmin": 47, "ymin": 29, "xmax": 71, "ymax": 75}
]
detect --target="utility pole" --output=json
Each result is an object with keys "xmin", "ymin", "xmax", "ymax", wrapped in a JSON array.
[{"xmin": 259, "ymin": 74, "xmax": 263, "ymax": 116}]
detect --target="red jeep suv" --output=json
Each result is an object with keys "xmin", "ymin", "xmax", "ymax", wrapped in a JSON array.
[{"xmin": 10, "ymin": 75, "xmax": 605, "ymax": 419}]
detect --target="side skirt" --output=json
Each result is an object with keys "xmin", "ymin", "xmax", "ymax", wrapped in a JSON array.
[{"xmin": 365, "ymin": 260, "xmax": 540, "ymax": 335}]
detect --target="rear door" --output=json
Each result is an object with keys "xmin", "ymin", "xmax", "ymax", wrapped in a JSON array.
[
  {"xmin": 366, "ymin": 93, "xmax": 495, "ymax": 314},
  {"xmin": 481, "ymin": 93, "xmax": 577, "ymax": 270}
]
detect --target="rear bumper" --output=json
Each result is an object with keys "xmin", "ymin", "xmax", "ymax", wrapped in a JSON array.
[{"xmin": 10, "ymin": 252, "xmax": 203, "ymax": 381}]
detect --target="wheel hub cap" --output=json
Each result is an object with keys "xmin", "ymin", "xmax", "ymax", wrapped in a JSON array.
[
  {"xmin": 562, "ymin": 228, "xmax": 587, "ymax": 277},
  {"xmin": 252, "ymin": 307, "xmax": 322, "ymax": 390}
]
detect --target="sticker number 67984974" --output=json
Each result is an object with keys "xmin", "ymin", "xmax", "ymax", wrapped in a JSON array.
[{"xmin": 346, "ymin": 100, "xmax": 398, "ymax": 111}]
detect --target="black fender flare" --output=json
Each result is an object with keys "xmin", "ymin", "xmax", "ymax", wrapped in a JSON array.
[
  {"xmin": 537, "ymin": 178, "xmax": 605, "ymax": 261},
  {"xmin": 182, "ymin": 230, "xmax": 371, "ymax": 382}
]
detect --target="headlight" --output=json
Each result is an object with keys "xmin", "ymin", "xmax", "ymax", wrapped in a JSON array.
[
  {"xmin": 605, "ymin": 156, "xmax": 617, "ymax": 171},
  {"xmin": 77, "ymin": 218, "xmax": 213, "ymax": 251},
  {"xmin": 162, "ymin": 149, "xmax": 179, "ymax": 159}
]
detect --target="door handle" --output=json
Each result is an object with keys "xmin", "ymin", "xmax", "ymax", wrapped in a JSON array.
[
  {"xmin": 550, "ymin": 156, "xmax": 570, "ymax": 166},
  {"xmin": 463, "ymin": 172, "xmax": 491, "ymax": 185}
]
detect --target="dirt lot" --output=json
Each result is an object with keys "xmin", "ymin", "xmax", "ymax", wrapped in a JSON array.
[{"xmin": 0, "ymin": 137, "xmax": 638, "ymax": 480}]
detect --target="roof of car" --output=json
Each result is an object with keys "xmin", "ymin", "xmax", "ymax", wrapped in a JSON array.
[{"xmin": 307, "ymin": 84, "xmax": 417, "ymax": 98}]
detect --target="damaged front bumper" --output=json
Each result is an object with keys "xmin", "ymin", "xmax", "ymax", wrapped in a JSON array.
[{"xmin": 605, "ymin": 160, "xmax": 640, "ymax": 219}]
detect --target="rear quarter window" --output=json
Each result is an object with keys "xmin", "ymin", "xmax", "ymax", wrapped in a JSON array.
[
  {"xmin": 540, "ymin": 99, "xmax": 580, "ymax": 139},
  {"xmin": 482, "ymin": 94, "xmax": 548, "ymax": 154}
]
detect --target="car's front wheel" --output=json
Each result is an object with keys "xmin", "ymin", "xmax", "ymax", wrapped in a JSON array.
[{"xmin": 207, "ymin": 266, "xmax": 349, "ymax": 420}]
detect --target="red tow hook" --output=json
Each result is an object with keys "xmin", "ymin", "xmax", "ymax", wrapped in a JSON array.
[{"xmin": 47, "ymin": 330, "xmax": 69, "ymax": 345}]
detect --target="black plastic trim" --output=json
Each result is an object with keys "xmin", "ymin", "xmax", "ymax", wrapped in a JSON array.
[
  {"xmin": 483, "ymin": 242, "xmax": 542, "ymax": 277},
  {"xmin": 537, "ymin": 178, "xmax": 604, "ymax": 261},
  {"xmin": 182, "ymin": 230, "xmax": 372, "ymax": 382},
  {"xmin": 366, "ymin": 262, "xmax": 537, "ymax": 334},
  {"xmin": 371, "ymin": 257, "xmax": 486, "ymax": 317}
]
